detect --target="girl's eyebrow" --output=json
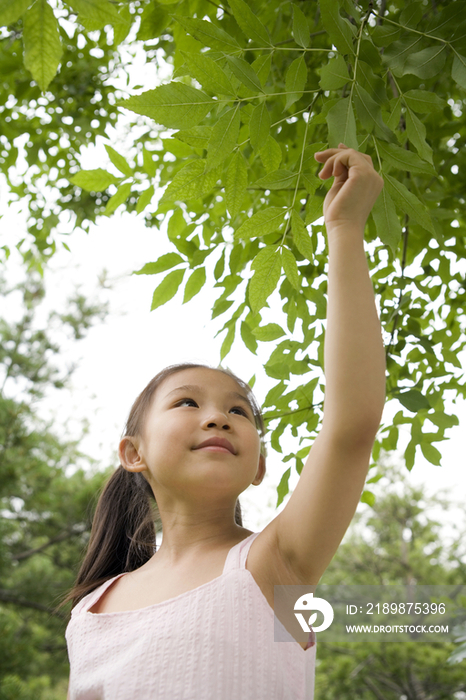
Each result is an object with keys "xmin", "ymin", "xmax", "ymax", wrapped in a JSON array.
[{"xmin": 165, "ymin": 384, "xmax": 204, "ymax": 398}]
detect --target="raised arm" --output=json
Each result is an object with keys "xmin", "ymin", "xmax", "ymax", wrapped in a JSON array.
[{"xmin": 275, "ymin": 144, "xmax": 386, "ymax": 584}]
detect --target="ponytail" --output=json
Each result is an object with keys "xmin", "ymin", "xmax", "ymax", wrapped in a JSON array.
[{"xmin": 59, "ymin": 466, "xmax": 158, "ymax": 610}]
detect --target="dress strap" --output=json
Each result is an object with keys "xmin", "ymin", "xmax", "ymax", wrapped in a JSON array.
[
  {"xmin": 71, "ymin": 573, "xmax": 125, "ymax": 616},
  {"xmin": 222, "ymin": 532, "xmax": 259, "ymax": 575}
]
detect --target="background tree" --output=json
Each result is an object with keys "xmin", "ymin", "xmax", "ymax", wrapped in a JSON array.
[
  {"xmin": 1, "ymin": 0, "xmax": 464, "ymax": 508},
  {"xmin": 0, "ymin": 272, "xmax": 112, "ymax": 700},
  {"xmin": 314, "ymin": 463, "xmax": 466, "ymax": 698}
]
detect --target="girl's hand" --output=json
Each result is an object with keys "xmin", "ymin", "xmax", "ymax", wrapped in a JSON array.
[{"xmin": 315, "ymin": 144, "xmax": 384, "ymax": 234}]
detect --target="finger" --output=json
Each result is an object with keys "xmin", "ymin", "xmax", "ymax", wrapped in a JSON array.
[
  {"xmin": 314, "ymin": 146, "xmax": 347, "ymax": 162},
  {"xmin": 318, "ymin": 152, "xmax": 351, "ymax": 180},
  {"xmin": 319, "ymin": 150, "xmax": 375, "ymax": 179},
  {"xmin": 316, "ymin": 146, "xmax": 373, "ymax": 167}
]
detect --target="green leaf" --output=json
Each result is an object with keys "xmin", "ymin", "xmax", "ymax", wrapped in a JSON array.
[
  {"xmin": 226, "ymin": 56, "xmax": 263, "ymax": 92},
  {"xmin": 371, "ymin": 23, "xmax": 401, "ymax": 48},
  {"xmin": 357, "ymin": 58, "xmax": 387, "ymax": 103},
  {"xmin": 402, "ymin": 45, "xmax": 447, "ymax": 79},
  {"xmin": 260, "ymin": 135, "xmax": 282, "ymax": 172},
  {"xmin": 281, "ymin": 247, "xmax": 300, "ymax": 290},
  {"xmin": 452, "ymin": 52, "xmax": 466, "ymax": 89},
  {"xmin": 354, "ymin": 84, "xmax": 391, "ymax": 137},
  {"xmin": 403, "ymin": 89, "xmax": 446, "ymax": 113},
  {"xmin": 404, "ymin": 440, "xmax": 416, "ymax": 470},
  {"xmin": 134, "ymin": 253, "xmax": 184, "ymax": 275},
  {"xmin": 142, "ymin": 148, "xmax": 157, "ymax": 178},
  {"xmin": 220, "ymin": 323, "xmax": 236, "ymax": 360},
  {"xmin": 291, "ymin": 209, "xmax": 313, "ymax": 260},
  {"xmin": 70, "ymin": 168, "xmax": 120, "ymax": 191},
  {"xmin": 285, "ymin": 55, "xmax": 307, "ymax": 110},
  {"xmin": 120, "ymin": 83, "xmax": 213, "ymax": 129},
  {"xmin": 240, "ymin": 320, "xmax": 258, "ymax": 354},
  {"xmin": 167, "ymin": 208, "xmax": 187, "ymax": 238},
  {"xmin": 300, "ymin": 172, "xmax": 320, "ymax": 196},
  {"xmin": 104, "ymin": 182, "xmax": 132, "ymax": 216},
  {"xmin": 0, "ymin": 0, "xmax": 30, "ymax": 26},
  {"xmin": 235, "ymin": 207, "xmax": 286, "ymax": 240},
  {"xmin": 151, "ymin": 269, "xmax": 186, "ymax": 311},
  {"xmin": 214, "ymin": 250, "xmax": 225, "ymax": 280},
  {"xmin": 400, "ymin": 2, "xmax": 423, "ymax": 27},
  {"xmin": 104, "ymin": 144, "xmax": 132, "ymax": 177},
  {"xmin": 228, "ymin": 0, "xmax": 271, "ymax": 46},
  {"xmin": 183, "ymin": 267, "xmax": 206, "ymax": 303},
  {"xmin": 226, "ymin": 150, "xmax": 248, "ymax": 219},
  {"xmin": 161, "ymin": 159, "xmax": 220, "ymax": 202},
  {"xmin": 249, "ymin": 245, "xmax": 281, "ymax": 313},
  {"xmin": 137, "ymin": 2, "xmax": 169, "ymax": 41},
  {"xmin": 420, "ymin": 442, "xmax": 442, "ymax": 466},
  {"xmin": 361, "ymin": 490, "xmax": 376, "ymax": 507},
  {"xmin": 23, "ymin": 0, "xmax": 63, "ymax": 92},
  {"xmin": 112, "ymin": 4, "xmax": 132, "ymax": 44},
  {"xmin": 381, "ymin": 36, "xmax": 424, "ymax": 76},
  {"xmin": 180, "ymin": 51, "xmax": 236, "ymax": 96},
  {"xmin": 252, "ymin": 53, "xmax": 272, "ymax": 86},
  {"xmin": 292, "ymin": 4, "xmax": 310, "ymax": 48},
  {"xmin": 276, "ymin": 466, "xmax": 291, "ymax": 506},
  {"xmin": 212, "ymin": 298, "xmax": 234, "ymax": 320},
  {"xmin": 249, "ymin": 101, "xmax": 271, "ymax": 151},
  {"xmin": 385, "ymin": 175, "xmax": 435, "ymax": 234},
  {"xmin": 66, "ymin": 0, "xmax": 127, "ymax": 31},
  {"xmin": 174, "ymin": 16, "xmax": 241, "ymax": 52},
  {"xmin": 326, "ymin": 97, "xmax": 358, "ymax": 149},
  {"xmin": 254, "ymin": 169, "xmax": 296, "ymax": 190},
  {"xmin": 376, "ymin": 140, "xmax": 435, "ymax": 176},
  {"xmin": 396, "ymin": 389, "xmax": 430, "ymax": 412},
  {"xmin": 206, "ymin": 106, "xmax": 240, "ymax": 170},
  {"xmin": 319, "ymin": 0, "xmax": 355, "ymax": 55},
  {"xmin": 405, "ymin": 108, "xmax": 433, "ymax": 163},
  {"xmin": 429, "ymin": 412, "xmax": 459, "ymax": 430},
  {"xmin": 319, "ymin": 55, "xmax": 351, "ymax": 90},
  {"xmin": 253, "ymin": 323, "xmax": 285, "ymax": 341},
  {"xmin": 174, "ymin": 126, "xmax": 212, "ymax": 149},
  {"xmin": 305, "ymin": 196, "xmax": 323, "ymax": 225},
  {"xmin": 371, "ymin": 187, "xmax": 402, "ymax": 254},
  {"xmin": 121, "ymin": 182, "xmax": 147, "ymax": 216}
]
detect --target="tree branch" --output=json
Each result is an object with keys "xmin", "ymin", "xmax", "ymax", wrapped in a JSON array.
[
  {"xmin": 0, "ymin": 589, "xmax": 67, "ymax": 619},
  {"xmin": 262, "ymin": 401, "xmax": 323, "ymax": 423},
  {"xmin": 11, "ymin": 526, "xmax": 87, "ymax": 562},
  {"xmin": 363, "ymin": 677, "xmax": 393, "ymax": 700},
  {"xmin": 385, "ymin": 215, "xmax": 409, "ymax": 360}
]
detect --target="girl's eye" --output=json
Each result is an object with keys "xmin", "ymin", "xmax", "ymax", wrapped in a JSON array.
[
  {"xmin": 177, "ymin": 398, "xmax": 198, "ymax": 407},
  {"xmin": 230, "ymin": 406, "xmax": 248, "ymax": 416}
]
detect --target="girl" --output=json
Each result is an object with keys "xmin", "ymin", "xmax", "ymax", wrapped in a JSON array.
[{"xmin": 64, "ymin": 144, "xmax": 386, "ymax": 699}]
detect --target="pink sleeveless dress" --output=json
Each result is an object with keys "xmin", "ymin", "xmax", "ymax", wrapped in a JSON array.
[{"xmin": 66, "ymin": 532, "xmax": 316, "ymax": 699}]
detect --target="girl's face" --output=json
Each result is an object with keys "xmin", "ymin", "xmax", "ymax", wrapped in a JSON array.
[{"xmin": 122, "ymin": 367, "xmax": 265, "ymax": 507}]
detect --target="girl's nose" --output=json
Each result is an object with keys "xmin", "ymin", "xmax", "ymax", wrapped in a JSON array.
[{"xmin": 202, "ymin": 411, "xmax": 231, "ymax": 430}]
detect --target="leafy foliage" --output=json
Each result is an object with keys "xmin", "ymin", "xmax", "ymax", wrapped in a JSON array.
[
  {"xmin": 316, "ymin": 462, "xmax": 466, "ymax": 695},
  {"xmin": 0, "ymin": 273, "xmax": 110, "ymax": 699},
  {"xmin": 1, "ymin": 0, "xmax": 465, "ymax": 503}
]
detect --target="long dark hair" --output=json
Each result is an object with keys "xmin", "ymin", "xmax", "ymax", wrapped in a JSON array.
[{"xmin": 58, "ymin": 363, "xmax": 266, "ymax": 611}]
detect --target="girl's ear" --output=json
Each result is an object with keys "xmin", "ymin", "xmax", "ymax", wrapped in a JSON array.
[
  {"xmin": 119, "ymin": 436, "xmax": 147, "ymax": 473},
  {"xmin": 252, "ymin": 453, "xmax": 266, "ymax": 486}
]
